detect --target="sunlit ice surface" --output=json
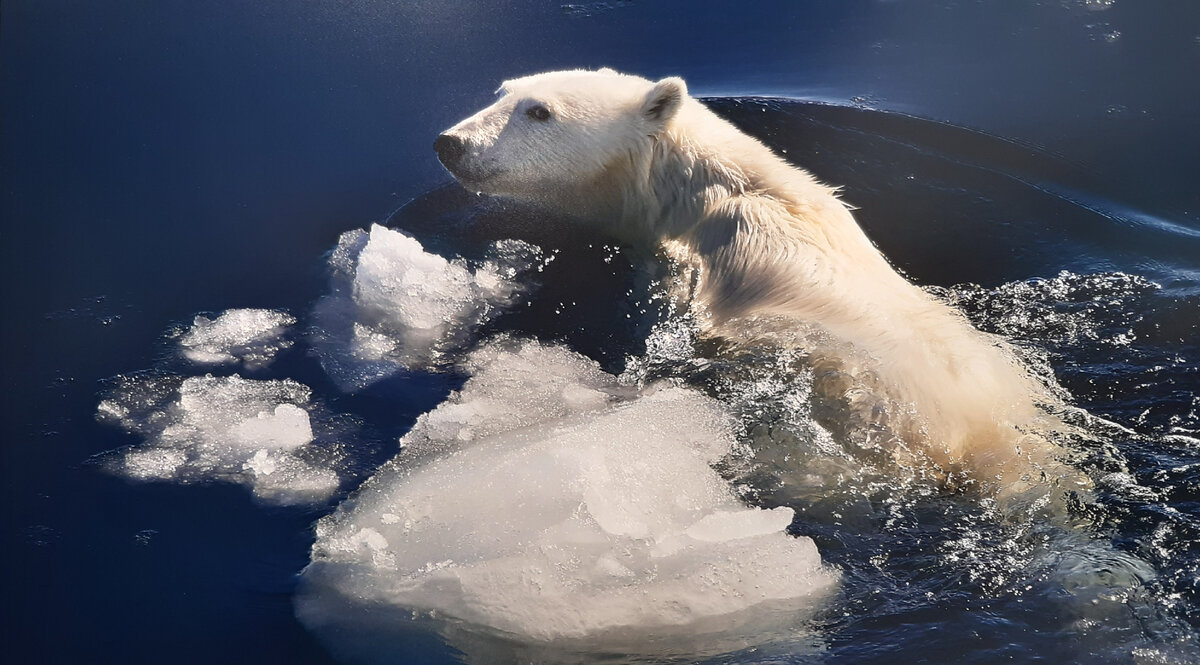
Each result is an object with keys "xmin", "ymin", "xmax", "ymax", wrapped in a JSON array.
[{"xmin": 297, "ymin": 340, "xmax": 839, "ymax": 662}]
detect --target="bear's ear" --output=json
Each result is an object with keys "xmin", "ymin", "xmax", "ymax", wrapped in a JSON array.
[
  {"xmin": 597, "ymin": 67, "xmax": 618, "ymax": 75},
  {"xmin": 642, "ymin": 77, "xmax": 687, "ymax": 124}
]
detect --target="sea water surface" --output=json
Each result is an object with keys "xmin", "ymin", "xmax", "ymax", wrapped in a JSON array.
[{"xmin": 2, "ymin": 1, "xmax": 1198, "ymax": 664}]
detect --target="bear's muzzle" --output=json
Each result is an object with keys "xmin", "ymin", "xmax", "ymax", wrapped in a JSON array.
[{"xmin": 434, "ymin": 133, "xmax": 467, "ymax": 173}]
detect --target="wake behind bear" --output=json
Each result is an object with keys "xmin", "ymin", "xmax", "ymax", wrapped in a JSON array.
[{"xmin": 435, "ymin": 68, "xmax": 1089, "ymax": 503}]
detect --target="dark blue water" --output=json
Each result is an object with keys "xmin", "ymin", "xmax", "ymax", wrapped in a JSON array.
[{"xmin": 3, "ymin": 1, "xmax": 1198, "ymax": 663}]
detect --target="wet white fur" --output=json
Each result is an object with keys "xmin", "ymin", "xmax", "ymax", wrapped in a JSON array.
[{"xmin": 441, "ymin": 69, "xmax": 1072, "ymax": 484}]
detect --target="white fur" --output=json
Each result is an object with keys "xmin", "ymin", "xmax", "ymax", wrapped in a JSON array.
[{"xmin": 440, "ymin": 69, "xmax": 1080, "ymax": 489}]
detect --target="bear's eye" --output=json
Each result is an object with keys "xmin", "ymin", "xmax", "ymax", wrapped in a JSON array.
[{"xmin": 525, "ymin": 104, "xmax": 552, "ymax": 122}]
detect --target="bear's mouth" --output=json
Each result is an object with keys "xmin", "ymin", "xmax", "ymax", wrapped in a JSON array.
[{"xmin": 445, "ymin": 164, "xmax": 506, "ymax": 194}]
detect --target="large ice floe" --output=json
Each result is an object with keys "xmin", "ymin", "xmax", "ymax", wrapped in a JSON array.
[
  {"xmin": 297, "ymin": 339, "xmax": 838, "ymax": 659},
  {"xmin": 311, "ymin": 224, "xmax": 540, "ymax": 391}
]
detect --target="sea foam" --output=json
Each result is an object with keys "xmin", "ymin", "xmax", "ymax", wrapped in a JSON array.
[{"xmin": 297, "ymin": 339, "xmax": 837, "ymax": 657}]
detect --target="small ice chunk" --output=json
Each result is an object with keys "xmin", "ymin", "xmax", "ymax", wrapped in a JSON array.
[
  {"xmin": 298, "ymin": 341, "xmax": 837, "ymax": 658},
  {"xmin": 97, "ymin": 373, "xmax": 339, "ymax": 505},
  {"xmin": 231, "ymin": 404, "xmax": 313, "ymax": 451},
  {"xmin": 684, "ymin": 506, "xmax": 796, "ymax": 542},
  {"xmin": 311, "ymin": 225, "xmax": 539, "ymax": 391},
  {"xmin": 123, "ymin": 447, "xmax": 188, "ymax": 481},
  {"xmin": 244, "ymin": 449, "xmax": 278, "ymax": 475},
  {"xmin": 353, "ymin": 226, "xmax": 479, "ymax": 332},
  {"xmin": 178, "ymin": 308, "xmax": 295, "ymax": 368},
  {"xmin": 243, "ymin": 449, "xmax": 341, "ymax": 505}
]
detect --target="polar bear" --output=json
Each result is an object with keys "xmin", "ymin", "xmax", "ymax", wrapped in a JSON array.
[{"xmin": 435, "ymin": 68, "xmax": 1081, "ymax": 495}]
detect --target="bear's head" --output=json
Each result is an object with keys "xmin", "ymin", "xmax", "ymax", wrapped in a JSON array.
[{"xmin": 435, "ymin": 69, "xmax": 687, "ymax": 215}]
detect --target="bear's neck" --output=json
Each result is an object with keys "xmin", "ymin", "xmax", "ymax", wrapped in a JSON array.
[
  {"xmin": 601, "ymin": 103, "xmax": 892, "ymax": 275},
  {"xmin": 605, "ymin": 102, "xmax": 936, "ymax": 328}
]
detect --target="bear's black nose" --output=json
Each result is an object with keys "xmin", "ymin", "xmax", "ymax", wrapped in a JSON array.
[{"xmin": 434, "ymin": 133, "xmax": 466, "ymax": 171}]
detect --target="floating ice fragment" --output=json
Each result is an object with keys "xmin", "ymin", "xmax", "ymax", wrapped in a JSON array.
[
  {"xmin": 242, "ymin": 449, "xmax": 341, "ymax": 505},
  {"xmin": 231, "ymin": 403, "xmax": 313, "ymax": 451},
  {"xmin": 311, "ymin": 225, "xmax": 540, "ymax": 391},
  {"xmin": 98, "ymin": 374, "xmax": 339, "ymax": 505},
  {"xmin": 178, "ymin": 308, "xmax": 295, "ymax": 368},
  {"xmin": 684, "ymin": 506, "xmax": 796, "ymax": 542},
  {"xmin": 298, "ymin": 340, "xmax": 837, "ymax": 659},
  {"xmin": 123, "ymin": 447, "xmax": 188, "ymax": 481}
]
